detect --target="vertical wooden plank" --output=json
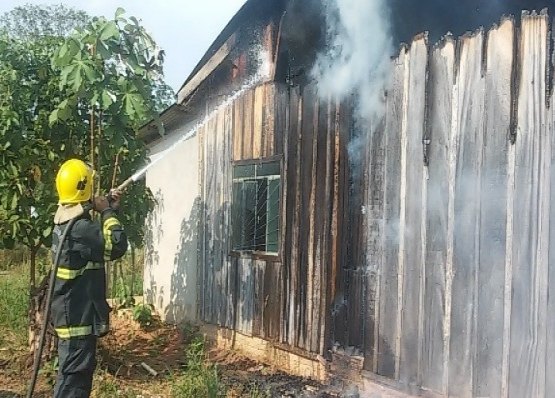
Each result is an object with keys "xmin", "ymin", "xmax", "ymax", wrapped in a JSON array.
[
  {"xmin": 233, "ymin": 95, "xmax": 244, "ymax": 161},
  {"xmin": 307, "ymin": 95, "xmax": 320, "ymax": 353},
  {"xmin": 264, "ymin": 84, "xmax": 276, "ymax": 157},
  {"xmin": 509, "ymin": 12, "xmax": 550, "ymax": 398},
  {"xmin": 363, "ymin": 115, "xmax": 386, "ymax": 371},
  {"xmin": 398, "ymin": 36, "xmax": 428, "ymax": 387},
  {"xmin": 230, "ymin": 255, "xmax": 239, "ymax": 329},
  {"xmin": 253, "ymin": 260, "xmax": 266, "ymax": 337},
  {"xmin": 332, "ymin": 98, "xmax": 353, "ymax": 349},
  {"xmin": 501, "ymin": 97, "xmax": 516, "ymax": 398},
  {"xmin": 421, "ymin": 37, "xmax": 455, "ymax": 393},
  {"xmin": 240, "ymin": 257, "xmax": 255, "ymax": 336},
  {"xmin": 377, "ymin": 47, "xmax": 406, "ymax": 378},
  {"xmin": 223, "ymin": 104, "xmax": 234, "ymax": 328},
  {"xmin": 345, "ymin": 101, "xmax": 368, "ymax": 351},
  {"xmin": 201, "ymin": 121, "xmax": 209, "ymax": 322},
  {"xmin": 329, "ymin": 100, "xmax": 344, "ymax": 348},
  {"xmin": 206, "ymin": 113, "xmax": 218, "ymax": 324},
  {"xmin": 449, "ymin": 31, "xmax": 485, "ymax": 397},
  {"xmin": 263, "ymin": 262, "xmax": 283, "ymax": 341},
  {"xmin": 474, "ymin": 18, "xmax": 513, "ymax": 398},
  {"xmin": 288, "ymin": 89, "xmax": 303, "ymax": 347},
  {"xmin": 277, "ymin": 85, "xmax": 290, "ymax": 343},
  {"xmin": 395, "ymin": 46, "xmax": 410, "ymax": 381},
  {"xmin": 218, "ymin": 107, "xmax": 228, "ymax": 327},
  {"xmin": 320, "ymin": 99, "xmax": 334, "ymax": 356},
  {"xmin": 299, "ymin": 85, "xmax": 316, "ymax": 350},
  {"xmin": 212, "ymin": 108, "xmax": 223, "ymax": 326},
  {"xmin": 203, "ymin": 117, "xmax": 212, "ymax": 323},
  {"xmin": 274, "ymin": 84, "xmax": 287, "ymax": 157},
  {"xmin": 310, "ymin": 98, "xmax": 329, "ymax": 354},
  {"xmin": 198, "ymin": 123, "xmax": 207, "ymax": 322},
  {"xmin": 243, "ymin": 90, "xmax": 254, "ymax": 159},
  {"xmin": 252, "ymin": 85, "xmax": 264, "ymax": 159},
  {"xmin": 546, "ymin": 39, "xmax": 555, "ymax": 398}
]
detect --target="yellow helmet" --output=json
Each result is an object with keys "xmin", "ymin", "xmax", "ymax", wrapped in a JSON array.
[{"xmin": 55, "ymin": 159, "xmax": 94, "ymax": 204}]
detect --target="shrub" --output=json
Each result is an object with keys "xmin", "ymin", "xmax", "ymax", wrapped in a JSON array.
[
  {"xmin": 132, "ymin": 303, "xmax": 153, "ymax": 328},
  {"xmin": 171, "ymin": 337, "xmax": 223, "ymax": 398}
]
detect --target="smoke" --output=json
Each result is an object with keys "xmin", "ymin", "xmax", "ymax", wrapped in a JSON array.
[
  {"xmin": 313, "ymin": 0, "xmax": 393, "ymax": 124},
  {"xmin": 134, "ymin": 51, "xmax": 272, "ymax": 182}
]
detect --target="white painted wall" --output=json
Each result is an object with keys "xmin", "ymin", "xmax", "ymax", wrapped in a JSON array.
[{"xmin": 143, "ymin": 129, "xmax": 199, "ymax": 324}]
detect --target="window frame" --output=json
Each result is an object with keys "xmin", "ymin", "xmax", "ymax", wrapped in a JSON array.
[{"xmin": 230, "ymin": 156, "xmax": 283, "ymax": 259}]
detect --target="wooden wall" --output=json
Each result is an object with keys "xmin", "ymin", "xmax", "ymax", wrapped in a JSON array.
[
  {"xmin": 200, "ymin": 82, "xmax": 347, "ymax": 356},
  {"xmin": 199, "ymin": 11, "xmax": 555, "ymax": 397},
  {"xmin": 335, "ymin": 12, "xmax": 555, "ymax": 397}
]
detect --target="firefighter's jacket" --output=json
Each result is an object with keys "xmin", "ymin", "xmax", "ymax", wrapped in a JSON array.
[{"xmin": 50, "ymin": 207, "xmax": 127, "ymax": 339}]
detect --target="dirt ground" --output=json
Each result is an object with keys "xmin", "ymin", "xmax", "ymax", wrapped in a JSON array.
[
  {"xmin": 0, "ymin": 312, "xmax": 410, "ymax": 398},
  {"xmin": 0, "ymin": 313, "xmax": 327, "ymax": 397}
]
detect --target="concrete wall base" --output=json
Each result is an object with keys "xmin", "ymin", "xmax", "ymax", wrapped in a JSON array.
[{"xmin": 201, "ymin": 324, "xmax": 328, "ymax": 382}]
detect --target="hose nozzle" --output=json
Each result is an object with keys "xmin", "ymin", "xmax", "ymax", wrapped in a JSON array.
[
  {"xmin": 107, "ymin": 177, "xmax": 135, "ymax": 206},
  {"xmin": 115, "ymin": 177, "xmax": 135, "ymax": 192}
]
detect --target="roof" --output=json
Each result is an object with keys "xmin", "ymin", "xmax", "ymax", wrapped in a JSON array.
[
  {"xmin": 140, "ymin": 0, "xmax": 286, "ymax": 145},
  {"xmin": 178, "ymin": 0, "xmax": 285, "ymax": 93}
]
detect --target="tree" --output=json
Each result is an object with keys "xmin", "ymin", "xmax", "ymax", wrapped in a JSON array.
[
  {"xmin": 0, "ymin": 5, "xmax": 174, "ymax": 355},
  {"xmin": 0, "ymin": 4, "xmax": 94, "ymax": 289},
  {"xmin": 0, "ymin": 6, "xmax": 173, "ymax": 281},
  {"xmin": 50, "ymin": 7, "xmax": 175, "ymax": 247},
  {"xmin": 0, "ymin": 34, "xmax": 66, "ymax": 289},
  {"xmin": 0, "ymin": 4, "xmax": 90, "ymax": 39}
]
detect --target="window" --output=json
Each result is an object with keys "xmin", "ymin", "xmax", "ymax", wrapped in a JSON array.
[{"xmin": 232, "ymin": 161, "xmax": 281, "ymax": 253}]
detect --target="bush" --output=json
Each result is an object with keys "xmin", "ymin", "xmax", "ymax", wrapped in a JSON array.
[
  {"xmin": 171, "ymin": 337, "xmax": 223, "ymax": 398},
  {"xmin": 132, "ymin": 304, "xmax": 153, "ymax": 328}
]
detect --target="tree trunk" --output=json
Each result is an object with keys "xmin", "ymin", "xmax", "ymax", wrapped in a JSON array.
[
  {"xmin": 28, "ymin": 273, "xmax": 57, "ymax": 363},
  {"xmin": 29, "ymin": 246, "xmax": 38, "ymax": 291},
  {"xmin": 130, "ymin": 245, "xmax": 135, "ymax": 297}
]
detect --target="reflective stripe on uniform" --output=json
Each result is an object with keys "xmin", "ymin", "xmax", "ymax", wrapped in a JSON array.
[
  {"xmin": 56, "ymin": 263, "xmax": 103, "ymax": 280},
  {"xmin": 55, "ymin": 325, "xmax": 93, "ymax": 339},
  {"xmin": 103, "ymin": 217, "xmax": 120, "ymax": 261}
]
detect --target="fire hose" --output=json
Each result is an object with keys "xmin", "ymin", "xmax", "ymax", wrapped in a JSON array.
[
  {"xmin": 26, "ymin": 176, "xmax": 135, "ymax": 397},
  {"xmin": 26, "ymin": 216, "xmax": 78, "ymax": 398}
]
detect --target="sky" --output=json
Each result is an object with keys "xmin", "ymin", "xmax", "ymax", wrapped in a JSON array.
[{"xmin": 0, "ymin": 0, "xmax": 248, "ymax": 92}]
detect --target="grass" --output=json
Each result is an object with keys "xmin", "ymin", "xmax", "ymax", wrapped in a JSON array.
[
  {"xmin": 93, "ymin": 371, "xmax": 143, "ymax": 398},
  {"xmin": 0, "ymin": 251, "xmax": 281, "ymax": 397},
  {"xmin": 0, "ymin": 247, "xmax": 143, "ymax": 350},
  {"xmin": 0, "ymin": 266, "xmax": 29, "ymax": 347},
  {"xmin": 171, "ymin": 336, "xmax": 224, "ymax": 398}
]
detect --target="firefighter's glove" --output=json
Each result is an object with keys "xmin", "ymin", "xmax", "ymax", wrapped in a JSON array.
[
  {"xmin": 93, "ymin": 196, "xmax": 111, "ymax": 212},
  {"xmin": 107, "ymin": 189, "xmax": 122, "ymax": 210}
]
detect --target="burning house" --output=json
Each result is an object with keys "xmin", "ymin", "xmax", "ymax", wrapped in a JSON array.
[{"xmin": 139, "ymin": 0, "xmax": 555, "ymax": 396}]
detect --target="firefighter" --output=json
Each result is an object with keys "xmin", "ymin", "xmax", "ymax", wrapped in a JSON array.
[{"xmin": 51, "ymin": 159, "xmax": 128, "ymax": 398}]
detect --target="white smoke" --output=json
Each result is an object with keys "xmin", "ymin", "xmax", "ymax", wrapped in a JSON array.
[{"xmin": 313, "ymin": 0, "xmax": 393, "ymax": 123}]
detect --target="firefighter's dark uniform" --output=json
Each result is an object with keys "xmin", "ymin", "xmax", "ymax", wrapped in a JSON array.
[{"xmin": 51, "ymin": 206, "xmax": 127, "ymax": 398}]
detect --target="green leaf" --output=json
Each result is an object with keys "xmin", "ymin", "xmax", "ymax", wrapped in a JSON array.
[
  {"xmin": 115, "ymin": 7, "xmax": 126, "ymax": 19},
  {"xmin": 123, "ymin": 92, "xmax": 146, "ymax": 120},
  {"xmin": 42, "ymin": 226, "xmax": 52, "ymax": 238},
  {"xmin": 49, "ymin": 109, "xmax": 59, "ymax": 126},
  {"xmin": 99, "ymin": 21, "xmax": 119, "ymax": 42},
  {"xmin": 10, "ymin": 193, "xmax": 18, "ymax": 210},
  {"xmin": 101, "ymin": 90, "xmax": 115, "ymax": 110},
  {"xmin": 82, "ymin": 62, "xmax": 100, "ymax": 82}
]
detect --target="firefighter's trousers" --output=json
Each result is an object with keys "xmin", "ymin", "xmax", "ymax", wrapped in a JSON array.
[{"xmin": 53, "ymin": 336, "xmax": 97, "ymax": 398}]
